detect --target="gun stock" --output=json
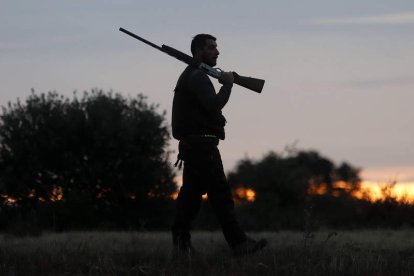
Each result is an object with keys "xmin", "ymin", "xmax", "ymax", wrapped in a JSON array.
[{"xmin": 233, "ymin": 72, "xmax": 265, "ymax": 93}]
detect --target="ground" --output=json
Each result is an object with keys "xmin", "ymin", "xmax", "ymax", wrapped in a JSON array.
[{"xmin": 1, "ymin": 230, "xmax": 414, "ymax": 275}]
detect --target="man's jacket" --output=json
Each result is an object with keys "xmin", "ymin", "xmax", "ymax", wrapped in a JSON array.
[{"xmin": 172, "ymin": 65, "xmax": 232, "ymax": 140}]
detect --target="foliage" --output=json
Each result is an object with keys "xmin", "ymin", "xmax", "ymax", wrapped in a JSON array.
[
  {"xmin": 228, "ymin": 149, "xmax": 362, "ymax": 229},
  {"xmin": 0, "ymin": 89, "xmax": 413, "ymax": 231},
  {"xmin": 0, "ymin": 89, "xmax": 176, "ymax": 230},
  {"xmin": 226, "ymin": 149, "xmax": 414, "ymax": 230}
]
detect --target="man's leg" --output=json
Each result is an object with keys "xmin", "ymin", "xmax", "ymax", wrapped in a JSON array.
[
  {"xmin": 207, "ymin": 147, "xmax": 247, "ymax": 248},
  {"xmin": 207, "ymin": 147, "xmax": 268, "ymax": 255},
  {"xmin": 171, "ymin": 156, "xmax": 204, "ymax": 250}
]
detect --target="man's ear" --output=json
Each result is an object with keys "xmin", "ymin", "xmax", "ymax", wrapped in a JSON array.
[{"xmin": 193, "ymin": 49, "xmax": 202, "ymax": 60}]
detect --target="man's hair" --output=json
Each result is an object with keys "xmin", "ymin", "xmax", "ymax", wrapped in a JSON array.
[{"xmin": 191, "ymin": 34, "xmax": 216, "ymax": 55}]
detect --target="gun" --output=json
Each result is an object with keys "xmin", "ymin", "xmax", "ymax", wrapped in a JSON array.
[{"xmin": 119, "ymin": 28, "xmax": 265, "ymax": 93}]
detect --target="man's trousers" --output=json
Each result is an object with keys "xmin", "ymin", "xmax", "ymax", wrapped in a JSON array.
[{"xmin": 172, "ymin": 137, "xmax": 247, "ymax": 248}]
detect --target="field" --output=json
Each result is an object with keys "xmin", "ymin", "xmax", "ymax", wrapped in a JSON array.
[{"xmin": 1, "ymin": 230, "xmax": 414, "ymax": 275}]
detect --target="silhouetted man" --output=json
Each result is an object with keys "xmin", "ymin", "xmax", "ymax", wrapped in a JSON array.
[{"xmin": 171, "ymin": 34, "xmax": 266, "ymax": 258}]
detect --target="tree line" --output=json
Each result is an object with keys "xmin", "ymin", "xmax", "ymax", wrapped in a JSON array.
[{"xmin": 0, "ymin": 90, "xmax": 412, "ymax": 236}]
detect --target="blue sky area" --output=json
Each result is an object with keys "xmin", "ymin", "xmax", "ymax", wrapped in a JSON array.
[{"xmin": 1, "ymin": 1, "xmax": 413, "ymax": 182}]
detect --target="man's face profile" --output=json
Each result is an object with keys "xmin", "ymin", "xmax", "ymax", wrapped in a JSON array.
[{"xmin": 201, "ymin": 39, "xmax": 219, "ymax": 67}]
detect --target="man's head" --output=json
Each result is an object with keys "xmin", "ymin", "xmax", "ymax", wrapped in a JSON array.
[{"xmin": 191, "ymin": 34, "xmax": 219, "ymax": 66}]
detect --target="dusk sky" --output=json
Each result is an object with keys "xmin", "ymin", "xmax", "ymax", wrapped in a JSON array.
[{"xmin": 1, "ymin": 1, "xmax": 413, "ymax": 185}]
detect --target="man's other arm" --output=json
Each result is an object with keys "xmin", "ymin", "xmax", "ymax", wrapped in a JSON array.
[{"xmin": 189, "ymin": 71, "xmax": 233, "ymax": 114}]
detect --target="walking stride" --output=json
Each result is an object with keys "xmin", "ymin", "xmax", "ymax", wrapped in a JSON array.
[{"xmin": 171, "ymin": 34, "xmax": 267, "ymax": 258}]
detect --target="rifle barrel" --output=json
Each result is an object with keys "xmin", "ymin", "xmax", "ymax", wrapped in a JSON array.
[{"xmin": 119, "ymin": 28, "xmax": 164, "ymax": 52}]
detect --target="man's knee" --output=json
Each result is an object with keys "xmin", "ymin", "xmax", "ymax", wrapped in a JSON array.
[{"xmin": 178, "ymin": 183, "xmax": 205, "ymax": 198}]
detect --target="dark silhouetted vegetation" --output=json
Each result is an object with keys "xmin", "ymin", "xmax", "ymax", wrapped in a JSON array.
[
  {"xmin": 227, "ymin": 149, "xmax": 414, "ymax": 230},
  {"xmin": 0, "ymin": 90, "xmax": 176, "ymax": 233},
  {"xmin": 0, "ymin": 90, "xmax": 413, "ymax": 236}
]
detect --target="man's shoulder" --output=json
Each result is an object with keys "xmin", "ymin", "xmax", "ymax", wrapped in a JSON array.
[
  {"xmin": 182, "ymin": 65, "xmax": 204, "ymax": 76},
  {"xmin": 186, "ymin": 66, "xmax": 210, "ymax": 83},
  {"xmin": 176, "ymin": 65, "xmax": 210, "ymax": 91},
  {"xmin": 178, "ymin": 65, "xmax": 199, "ymax": 80}
]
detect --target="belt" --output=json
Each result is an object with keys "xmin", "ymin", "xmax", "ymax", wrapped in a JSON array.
[
  {"xmin": 194, "ymin": 134, "xmax": 218, "ymax": 139},
  {"xmin": 181, "ymin": 134, "xmax": 219, "ymax": 143},
  {"xmin": 175, "ymin": 134, "xmax": 219, "ymax": 170},
  {"xmin": 180, "ymin": 134, "xmax": 220, "ymax": 145}
]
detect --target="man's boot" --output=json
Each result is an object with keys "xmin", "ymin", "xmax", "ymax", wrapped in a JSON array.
[
  {"xmin": 171, "ymin": 233, "xmax": 198, "ymax": 262},
  {"xmin": 232, "ymin": 236, "xmax": 267, "ymax": 257}
]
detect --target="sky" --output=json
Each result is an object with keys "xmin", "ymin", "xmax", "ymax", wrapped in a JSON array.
[{"xmin": 1, "ymin": 1, "xmax": 413, "ymax": 184}]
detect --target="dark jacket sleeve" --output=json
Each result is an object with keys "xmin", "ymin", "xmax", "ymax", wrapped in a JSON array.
[{"xmin": 188, "ymin": 70, "xmax": 232, "ymax": 114}]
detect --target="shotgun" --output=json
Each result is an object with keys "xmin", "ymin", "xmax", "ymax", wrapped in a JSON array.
[{"xmin": 119, "ymin": 27, "xmax": 265, "ymax": 93}]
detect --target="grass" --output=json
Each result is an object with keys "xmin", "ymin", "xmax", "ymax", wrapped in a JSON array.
[{"xmin": 1, "ymin": 230, "xmax": 414, "ymax": 275}]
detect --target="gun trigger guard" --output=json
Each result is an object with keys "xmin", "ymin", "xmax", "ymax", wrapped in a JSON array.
[{"xmin": 215, "ymin": 68, "xmax": 224, "ymax": 79}]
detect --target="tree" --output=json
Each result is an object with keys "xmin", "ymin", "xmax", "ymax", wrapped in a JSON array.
[
  {"xmin": 0, "ymin": 89, "xmax": 176, "ymax": 230},
  {"xmin": 227, "ymin": 149, "xmax": 362, "ymax": 229}
]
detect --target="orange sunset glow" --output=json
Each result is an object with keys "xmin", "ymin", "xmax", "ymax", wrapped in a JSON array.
[
  {"xmin": 2, "ymin": 179, "xmax": 414, "ymax": 206},
  {"xmin": 357, "ymin": 181, "xmax": 414, "ymax": 203},
  {"xmin": 308, "ymin": 180, "xmax": 414, "ymax": 203},
  {"xmin": 171, "ymin": 176, "xmax": 414, "ymax": 204},
  {"xmin": 234, "ymin": 187, "xmax": 256, "ymax": 203},
  {"xmin": 0, "ymin": 187, "xmax": 64, "ymax": 206}
]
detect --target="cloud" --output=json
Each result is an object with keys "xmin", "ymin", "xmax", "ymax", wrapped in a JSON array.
[{"xmin": 313, "ymin": 12, "xmax": 414, "ymax": 25}]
